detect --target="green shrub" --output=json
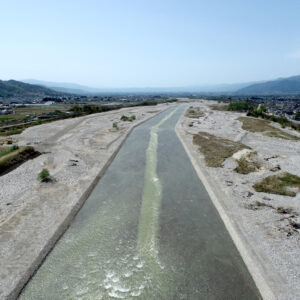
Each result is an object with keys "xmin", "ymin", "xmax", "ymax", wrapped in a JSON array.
[
  {"xmin": 112, "ymin": 122, "xmax": 119, "ymax": 130},
  {"xmin": 0, "ymin": 146, "xmax": 38, "ymax": 175},
  {"xmin": 228, "ymin": 101, "xmax": 253, "ymax": 112},
  {"xmin": 38, "ymin": 168, "xmax": 50, "ymax": 182},
  {"xmin": 0, "ymin": 128, "xmax": 23, "ymax": 136},
  {"xmin": 11, "ymin": 145, "xmax": 19, "ymax": 151},
  {"xmin": 121, "ymin": 115, "xmax": 136, "ymax": 122}
]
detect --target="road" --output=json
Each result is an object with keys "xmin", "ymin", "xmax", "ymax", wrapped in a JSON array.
[{"xmin": 20, "ymin": 105, "xmax": 260, "ymax": 299}]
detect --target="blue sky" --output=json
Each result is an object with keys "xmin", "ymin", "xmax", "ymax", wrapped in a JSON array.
[{"xmin": 1, "ymin": 0, "xmax": 300, "ymax": 87}]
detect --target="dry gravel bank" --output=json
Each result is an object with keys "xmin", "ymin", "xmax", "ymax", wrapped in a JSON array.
[
  {"xmin": 177, "ymin": 100, "xmax": 300, "ymax": 300},
  {"xmin": 0, "ymin": 104, "xmax": 170, "ymax": 299}
]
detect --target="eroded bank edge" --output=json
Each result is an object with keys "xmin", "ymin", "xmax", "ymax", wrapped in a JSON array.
[
  {"xmin": 175, "ymin": 107, "xmax": 284, "ymax": 300},
  {"xmin": 6, "ymin": 105, "xmax": 171, "ymax": 300}
]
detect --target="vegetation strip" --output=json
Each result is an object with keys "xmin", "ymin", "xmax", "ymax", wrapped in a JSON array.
[
  {"xmin": 238, "ymin": 117, "xmax": 300, "ymax": 140},
  {"xmin": 0, "ymin": 146, "xmax": 40, "ymax": 175},
  {"xmin": 253, "ymin": 172, "xmax": 300, "ymax": 197},
  {"xmin": 0, "ymin": 100, "xmax": 175, "ymax": 137},
  {"xmin": 225, "ymin": 100, "xmax": 300, "ymax": 131},
  {"xmin": 185, "ymin": 106, "xmax": 205, "ymax": 118},
  {"xmin": 193, "ymin": 131, "xmax": 250, "ymax": 167}
]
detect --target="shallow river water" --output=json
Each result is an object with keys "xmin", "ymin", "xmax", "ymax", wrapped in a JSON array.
[{"xmin": 20, "ymin": 105, "xmax": 260, "ymax": 299}]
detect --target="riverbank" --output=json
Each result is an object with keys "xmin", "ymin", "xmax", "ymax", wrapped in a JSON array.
[
  {"xmin": 176, "ymin": 100, "xmax": 300, "ymax": 299},
  {"xmin": 0, "ymin": 104, "xmax": 170, "ymax": 300}
]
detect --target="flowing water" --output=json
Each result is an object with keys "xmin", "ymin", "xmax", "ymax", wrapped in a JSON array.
[{"xmin": 20, "ymin": 105, "xmax": 260, "ymax": 299}]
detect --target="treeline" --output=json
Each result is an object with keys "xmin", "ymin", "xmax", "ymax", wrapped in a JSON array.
[
  {"xmin": 71, "ymin": 104, "xmax": 123, "ymax": 114},
  {"xmin": 228, "ymin": 101, "xmax": 253, "ymax": 112},
  {"xmin": 228, "ymin": 101, "xmax": 300, "ymax": 130},
  {"xmin": 70, "ymin": 100, "xmax": 162, "ymax": 115},
  {"xmin": 0, "ymin": 99, "xmax": 175, "ymax": 137}
]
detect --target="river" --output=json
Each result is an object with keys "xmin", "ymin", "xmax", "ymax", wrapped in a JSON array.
[{"xmin": 20, "ymin": 105, "xmax": 260, "ymax": 299}]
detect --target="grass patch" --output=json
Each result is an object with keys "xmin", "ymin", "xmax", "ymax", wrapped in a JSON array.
[
  {"xmin": 0, "ymin": 117, "xmax": 13, "ymax": 121},
  {"xmin": 253, "ymin": 172, "xmax": 300, "ymax": 197},
  {"xmin": 185, "ymin": 107, "xmax": 205, "ymax": 118},
  {"xmin": 0, "ymin": 128, "xmax": 24, "ymax": 136},
  {"xmin": 0, "ymin": 146, "xmax": 39, "ymax": 175},
  {"xmin": 14, "ymin": 104, "xmax": 72, "ymax": 117},
  {"xmin": 193, "ymin": 132, "xmax": 250, "ymax": 167},
  {"xmin": 234, "ymin": 153, "xmax": 260, "ymax": 174},
  {"xmin": 0, "ymin": 145, "xmax": 19, "ymax": 158},
  {"xmin": 209, "ymin": 104, "xmax": 229, "ymax": 111},
  {"xmin": 238, "ymin": 117, "xmax": 300, "ymax": 140}
]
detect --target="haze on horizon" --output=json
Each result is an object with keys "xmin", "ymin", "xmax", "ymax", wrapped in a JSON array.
[{"xmin": 1, "ymin": 0, "xmax": 300, "ymax": 89}]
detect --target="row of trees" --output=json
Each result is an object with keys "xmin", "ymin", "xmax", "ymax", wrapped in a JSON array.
[{"xmin": 228, "ymin": 100, "xmax": 299, "ymax": 130}]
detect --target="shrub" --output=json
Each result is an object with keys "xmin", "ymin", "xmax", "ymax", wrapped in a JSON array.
[
  {"xmin": 121, "ymin": 115, "xmax": 136, "ymax": 122},
  {"xmin": 234, "ymin": 156, "xmax": 260, "ymax": 174},
  {"xmin": 38, "ymin": 168, "xmax": 50, "ymax": 182},
  {"xmin": 11, "ymin": 145, "xmax": 19, "ymax": 151},
  {"xmin": 112, "ymin": 122, "xmax": 119, "ymax": 130},
  {"xmin": 228, "ymin": 101, "xmax": 253, "ymax": 112},
  {"xmin": 0, "ymin": 146, "xmax": 39, "ymax": 175}
]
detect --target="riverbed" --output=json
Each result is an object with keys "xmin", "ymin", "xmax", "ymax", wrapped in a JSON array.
[{"xmin": 20, "ymin": 105, "xmax": 260, "ymax": 299}]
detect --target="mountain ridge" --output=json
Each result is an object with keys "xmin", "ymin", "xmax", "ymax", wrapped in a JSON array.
[
  {"xmin": 0, "ymin": 80, "xmax": 64, "ymax": 98},
  {"xmin": 22, "ymin": 79, "xmax": 258, "ymax": 94},
  {"xmin": 236, "ymin": 75, "xmax": 300, "ymax": 95}
]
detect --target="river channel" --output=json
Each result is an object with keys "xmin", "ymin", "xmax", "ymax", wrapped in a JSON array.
[{"xmin": 20, "ymin": 105, "xmax": 260, "ymax": 299}]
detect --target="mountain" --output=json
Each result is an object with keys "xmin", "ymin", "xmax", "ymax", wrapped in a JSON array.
[
  {"xmin": 23, "ymin": 79, "xmax": 257, "ymax": 94},
  {"xmin": 22, "ymin": 79, "xmax": 101, "ymax": 95},
  {"xmin": 236, "ymin": 75, "xmax": 300, "ymax": 95},
  {"xmin": 0, "ymin": 80, "xmax": 63, "ymax": 98}
]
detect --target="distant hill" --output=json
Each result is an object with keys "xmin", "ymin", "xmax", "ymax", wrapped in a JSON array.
[
  {"xmin": 236, "ymin": 75, "xmax": 300, "ymax": 95},
  {"xmin": 21, "ymin": 76, "xmax": 300, "ymax": 96},
  {"xmin": 0, "ymin": 80, "xmax": 62, "ymax": 98},
  {"xmin": 22, "ymin": 79, "xmax": 100, "ymax": 95},
  {"xmin": 23, "ymin": 79, "xmax": 258, "ymax": 94}
]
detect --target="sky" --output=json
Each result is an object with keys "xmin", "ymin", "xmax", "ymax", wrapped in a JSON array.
[{"xmin": 1, "ymin": 0, "xmax": 300, "ymax": 88}]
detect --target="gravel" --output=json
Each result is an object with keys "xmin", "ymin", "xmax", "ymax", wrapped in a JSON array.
[{"xmin": 178, "ymin": 100, "xmax": 300, "ymax": 299}]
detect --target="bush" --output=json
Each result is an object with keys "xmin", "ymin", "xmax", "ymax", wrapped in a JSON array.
[
  {"xmin": 228, "ymin": 101, "xmax": 253, "ymax": 112},
  {"xmin": 38, "ymin": 168, "xmax": 50, "ymax": 182},
  {"xmin": 11, "ymin": 145, "xmax": 19, "ymax": 151},
  {"xmin": 112, "ymin": 122, "xmax": 119, "ymax": 130},
  {"xmin": 0, "ymin": 146, "xmax": 38, "ymax": 175},
  {"xmin": 120, "ymin": 115, "xmax": 136, "ymax": 122}
]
